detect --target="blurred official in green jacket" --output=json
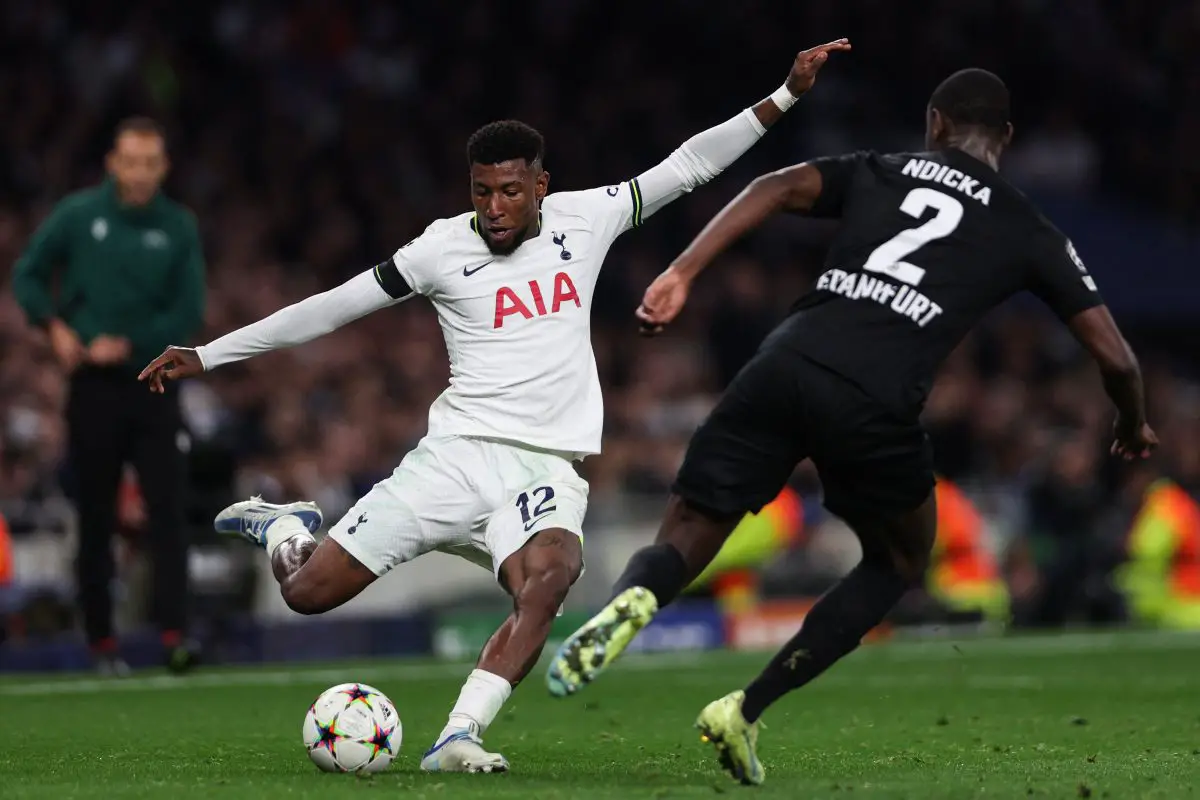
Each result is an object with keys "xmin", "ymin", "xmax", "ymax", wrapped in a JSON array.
[{"xmin": 13, "ymin": 117, "xmax": 206, "ymax": 675}]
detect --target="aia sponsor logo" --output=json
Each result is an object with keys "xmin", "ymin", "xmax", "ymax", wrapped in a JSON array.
[{"xmin": 494, "ymin": 272, "xmax": 581, "ymax": 328}]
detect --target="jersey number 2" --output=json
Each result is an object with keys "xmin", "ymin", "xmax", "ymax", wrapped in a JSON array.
[{"xmin": 863, "ymin": 188, "xmax": 963, "ymax": 286}]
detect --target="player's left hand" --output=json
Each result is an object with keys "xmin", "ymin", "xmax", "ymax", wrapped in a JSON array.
[
  {"xmin": 636, "ymin": 267, "xmax": 692, "ymax": 336},
  {"xmin": 785, "ymin": 38, "xmax": 852, "ymax": 98},
  {"xmin": 139, "ymin": 346, "xmax": 205, "ymax": 393}
]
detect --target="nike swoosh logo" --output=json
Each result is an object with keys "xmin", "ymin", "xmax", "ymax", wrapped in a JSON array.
[
  {"xmin": 463, "ymin": 260, "xmax": 494, "ymax": 277},
  {"xmin": 524, "ymin": 520, "xmax": 539, "ymax": 532}
]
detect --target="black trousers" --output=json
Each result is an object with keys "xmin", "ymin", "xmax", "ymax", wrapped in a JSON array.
[{"xmin": 66, "ymin": 366, "xmax": 188, "ymax": 646}]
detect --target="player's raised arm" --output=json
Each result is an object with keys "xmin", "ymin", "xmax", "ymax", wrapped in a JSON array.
[
  {"xmin": 634, "ymin": 159, "xmax": 833, "ymax": 334},
  {"xmin": 629, "ymin": 39, "xmax": 849, "ymax": 225},
  {"xmin": 138, "ymin": 265, "xmax": 408, "ymax": 393}
]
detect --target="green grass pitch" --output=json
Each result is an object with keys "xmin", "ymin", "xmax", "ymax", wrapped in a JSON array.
[{"xmin": 2, "ymin": 631, "xmax": 1197, "ymax": 799}]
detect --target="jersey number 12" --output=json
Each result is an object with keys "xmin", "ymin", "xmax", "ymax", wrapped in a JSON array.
[
  {"xmin": 863, "ymin": 188, "xmax": 963, "ymax": 286},
  {"xmin": 516, "ymin": 486, "xmax": 557, "ymax": 531}
]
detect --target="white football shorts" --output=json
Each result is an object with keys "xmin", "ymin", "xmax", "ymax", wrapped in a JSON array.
[{"xmin": 327, "ymin": 435, "xmax": 588, "ymax": 580}]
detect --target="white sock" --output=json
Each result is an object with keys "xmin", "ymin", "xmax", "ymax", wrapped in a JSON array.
[
  {"xmin": 264, "ymin": 514, "xmax": 312, "ymax": 557},
  {"xmin": 442, "ymin": 669, "xmax": 513, "ymax": 739}
]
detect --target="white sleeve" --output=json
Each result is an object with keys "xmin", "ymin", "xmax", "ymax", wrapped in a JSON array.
[
  {"xmin": 196, "ymin": 270, "xmax": 402, "ymax": 370},
  {"xmin": 385, "ymin": 222, "xmax": 445, "ymax": 296},
  {"xmin": 633, "ymin": 108, "xmax": 767, "ymax": 221},
  {"xmin": 548, "ymin": 111, "xmax": 768, "ymax": 243}
]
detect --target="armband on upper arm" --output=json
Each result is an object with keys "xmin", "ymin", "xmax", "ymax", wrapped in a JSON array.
[{"xmin": 373, "ymin": 256, "xmax": 414, "ymax": 299}]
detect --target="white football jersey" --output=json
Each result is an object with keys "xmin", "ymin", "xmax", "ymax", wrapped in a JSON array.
[
  {"xmin": 378, "ymin": 181, "xmax": 647, "ymax": 457},
  {"xmin": 196, "ymin": 106, "xmax": 771, "ymax": 459}
]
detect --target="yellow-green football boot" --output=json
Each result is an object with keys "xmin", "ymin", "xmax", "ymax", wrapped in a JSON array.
[
  {"xmin": 695, "ymin": 690, "xmax": 765, "ymax": 786},
  {"xmin": 546, "ymin": 587, "xmax": 658, "ymax": 697}
]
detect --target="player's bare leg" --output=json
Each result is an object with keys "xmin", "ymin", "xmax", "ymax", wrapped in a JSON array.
[
  {"xmin": 214, "ymin": 498, "xmax": 377, "ymax": 614},
  {"xmin": 486, "ymin": 528, "xmax": 585, "ymax": 682},
  {"xmin": 547, "ymin": 494, "xmax": 738, "ymax": 696},
  {"xmin": 697, "ymin": 493, "xmax": 937, "ymax": 786},
  {"xmin": 619, "ymin": 494, "xmax": 744, "ymax": 597},
  {"xmin": 423, "ymin": 528, "xmax": 583, "ymax": 774}
]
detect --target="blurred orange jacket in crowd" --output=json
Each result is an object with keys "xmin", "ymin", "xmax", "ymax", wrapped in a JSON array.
[
  {"xmin": 929, "ymin": 478, "xmax": 1009, "ymax": 622},
  {"xmin": 0, "ymin": 513, "xmax": 12, "ymax": 586},
  {"xmin": 1119, "ymin": 479, "xmax": 1200, "ymax": 628}
]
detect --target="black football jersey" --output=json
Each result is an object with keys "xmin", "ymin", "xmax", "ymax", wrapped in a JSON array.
[{"xmin": 774, "ymin": 147, "xmax": 1103, "ymax": 417}]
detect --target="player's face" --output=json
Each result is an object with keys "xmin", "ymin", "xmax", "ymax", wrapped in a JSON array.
[
  {"xmin": 470, "ymin": 160, "xmax": 549, "ymax": 255},
  {"xmin": 107, "ymin": 132, "xmax": 169, "ymax": 206}
]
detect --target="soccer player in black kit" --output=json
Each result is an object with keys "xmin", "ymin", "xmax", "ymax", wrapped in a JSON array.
[{"xmin": 546, "ymin": 68, "xmax": 1158, "ymax": 785}]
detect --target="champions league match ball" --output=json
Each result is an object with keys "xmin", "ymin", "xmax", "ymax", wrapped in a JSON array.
[{"xmin": 302, "ymin": 683, "xmax": 402, "ymax": 773}]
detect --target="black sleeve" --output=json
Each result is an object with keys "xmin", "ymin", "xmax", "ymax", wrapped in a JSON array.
[
  {"xmin": 1026, "ymin": 222, "xmax": 1104, "ymax": 321},
  {"xmin": 806, "ymin": 151, "xmax": 868, "ymax": 218},
  {"xmin": 372, "ymin": 254, "xmax": 414, "ymax": 299}
]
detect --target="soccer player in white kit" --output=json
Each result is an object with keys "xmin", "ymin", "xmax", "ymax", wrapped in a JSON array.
[{"xmin": 140, "ymin": 39, "xmax": 848, "ymax": 773}]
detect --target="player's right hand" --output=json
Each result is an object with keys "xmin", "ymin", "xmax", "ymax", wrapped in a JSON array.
[
  {"xmin": 139, "ymin": 346, "xmax": 204, "ymax": 394},
  {"xmin": 636, "ymin": 267, "xmax": 692, "ymax": 336},
  {"xmin": 1111, "ymin": 419, "xmax": 1158, "ymax": 461}
]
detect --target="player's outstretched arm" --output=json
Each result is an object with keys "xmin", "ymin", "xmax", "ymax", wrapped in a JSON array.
[
  {"xmin": 138, "ymin": 269, "xmax": 402, "ymax": 393},
  {"xmin": 1067, "ymin": 306, "xmax": 1158, "ymax": 460},
  {"xmin": 1028, "ymin": 231, "xmax": 1156, "ymax": 460},
  {"xmin": 635, "ymin": 162, "xmax": 824, "ymax": 334},
  {"xmin": 630, "ymin": 39, "xmax": 849, "ymax": 223}
]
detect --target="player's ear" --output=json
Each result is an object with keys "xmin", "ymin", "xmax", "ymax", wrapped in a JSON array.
[
  {"xmin": 1002, "ymin": 122, "xmax": 1014, "ymax": 148},
  {"xmin": 926, "ymin": 106, "xmax": 943, "ymax": 146},
  {"xmin": 535, "ymin": 168, "xmax": 549, "ymax": 203}
]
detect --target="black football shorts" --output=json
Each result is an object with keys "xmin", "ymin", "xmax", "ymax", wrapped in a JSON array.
[{"xmin": 672, "ymin": 344, "xmax": 934, "ymax": 521}]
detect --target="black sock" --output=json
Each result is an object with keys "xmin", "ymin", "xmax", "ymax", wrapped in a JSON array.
[
  {"xmin": 741, "ymin": 559, "xmax": 911, "ymax": 722},
  {"xmin": 611, "ymin": 543, "xmax": 688, "ymax": 608}
]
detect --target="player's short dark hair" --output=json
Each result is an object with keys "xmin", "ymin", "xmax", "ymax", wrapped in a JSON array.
[
  {"xmin": 466, "ymin": 120, "xmax": 545, "ymax": 168},
  {"xmin": 929, "ymin": 69, "xmax": 1010, "ymax": 137},
  {"xmin": 115, "ymin": 116, "xmax": 166, "ymax": 143}
]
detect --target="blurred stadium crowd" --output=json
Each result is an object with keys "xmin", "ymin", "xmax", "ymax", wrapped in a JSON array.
[{"xmin": 1, "ymin": 1, "xmax": 1198, "ymax": 634}]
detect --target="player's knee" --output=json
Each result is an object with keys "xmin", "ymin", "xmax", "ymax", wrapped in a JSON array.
[
  {"xmin": 860, "ymin": 539, "xmax": 929, "ymax": 586},
  {"xmin": 895, "ymin": 549, "xmax": 931, "ymax": 586},
  {"xmin": 859, "ymin": 510, "xmax": 935, "ymax": 586},
  {"xmin": 516, "ymin": 562, "xmax": 575, "ymax": 619},
  {"xmin": 658, "ymin": 494, "xmax": 741, "ymax": 576},
  {"xmin": 281, "ymin": 576, "xmax": 333, "ymax": 616},
  {"xmin": 891, "ymin": 532, "xmax": 934, "ymax": 585}
]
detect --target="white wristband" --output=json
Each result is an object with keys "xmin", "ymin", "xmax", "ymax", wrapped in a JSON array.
[{"xmin": 770, "ymin": 83, "xmax": 799, "ymax": 113}]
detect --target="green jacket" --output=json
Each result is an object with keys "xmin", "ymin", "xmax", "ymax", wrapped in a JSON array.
[{"xmin": 12, "ymin": 179, "xmax": 206, "ymax": 369}]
